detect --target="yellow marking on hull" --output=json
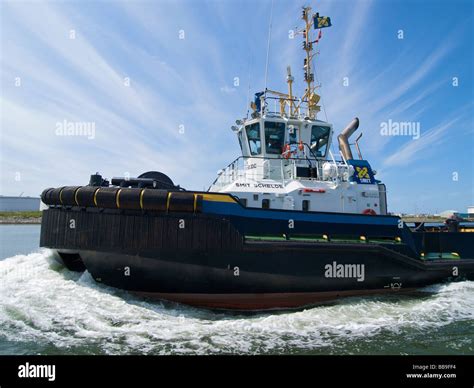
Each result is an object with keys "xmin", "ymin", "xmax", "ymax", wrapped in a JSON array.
[
  {"xmin": 166, "ymin": 192, "xmax": 172, "ymax": 211},
  {"xmin": 139, "ymin": 189, "xmax": 145, "ymax": 210},
  {"xmin": 74, "ymin": 187, "xmax": 80, "ymax": 206},
  {"xmin": 202, "ymin": 193, "xmax": 236, "ymax": 203},
  {"xmin": 93, "ymin": 188, "xmax": 100, "ymax": 207},
  {"xmin": 116, "ymin": 189, "xmax": 122, "ymax": 209}
]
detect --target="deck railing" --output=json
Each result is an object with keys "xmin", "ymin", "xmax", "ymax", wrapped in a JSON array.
[{"xmin": 209, "ymin": 156, "xmax": 324, "ymax": 190}]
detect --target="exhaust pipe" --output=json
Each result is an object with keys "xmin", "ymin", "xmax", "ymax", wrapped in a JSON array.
[{"xmin": 338, "ymin": 117, "xmax": 359, "ymax": 161}]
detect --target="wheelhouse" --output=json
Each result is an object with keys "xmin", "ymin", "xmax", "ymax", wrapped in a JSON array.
[{"xmin": 238, "ymin": 117, "xmax": 333, "ymax": 160}]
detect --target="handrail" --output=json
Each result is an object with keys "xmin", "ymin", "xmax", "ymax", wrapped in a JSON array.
[
  {"xmin": 260, "ymin": 89, "xmax": 312, "ymax": 118},
  {"xmin": 208, "ymin": 155, "xmax": 333, "ymax": 191}
]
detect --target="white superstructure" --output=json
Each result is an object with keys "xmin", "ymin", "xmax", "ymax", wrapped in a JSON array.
[{"xmin": 209, "ymin": 116, "xmax": 386, "ymax": 214}]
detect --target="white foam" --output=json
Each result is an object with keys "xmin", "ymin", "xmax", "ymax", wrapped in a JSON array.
[{"xmin": 1, "ymin": 250, "xmax": 473, "ymax": 354}]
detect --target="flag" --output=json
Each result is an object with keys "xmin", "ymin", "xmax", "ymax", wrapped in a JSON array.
[
  {"xmin": 315, "ymin": 29, "xmax": 322, "ymax": 43},
  {"xmin": 314, "ymin": 15, "xmax": 332, "ymax": 29}
]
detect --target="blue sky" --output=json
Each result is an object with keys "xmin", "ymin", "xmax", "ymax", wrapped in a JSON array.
[{"xmin": 1, "ymin": 0, "xmax": 473, "ymax": 214}]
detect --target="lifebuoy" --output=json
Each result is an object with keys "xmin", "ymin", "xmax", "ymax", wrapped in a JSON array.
[{"xmin": 362, "ymin": 208, "xmax": 377, "ymax": 215}]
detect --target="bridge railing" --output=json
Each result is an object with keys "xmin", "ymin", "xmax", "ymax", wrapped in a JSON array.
[{"xmin": 209, "ymin": 156, "xmax": 322, "ymax": 190}]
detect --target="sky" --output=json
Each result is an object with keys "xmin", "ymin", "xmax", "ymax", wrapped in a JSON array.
[{"xmin": 0, "ymin": 0, "xmax": 473, "ymax": 214}]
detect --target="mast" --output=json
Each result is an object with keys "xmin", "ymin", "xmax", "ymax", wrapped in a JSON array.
[
  {"xmin": 250, "ymin": 5, "xmax": 331, "ymax": 119},
  {"xmin": 300, "ymin": 5, "xmax": 331, "ymax": 119},
  {"xmin": 301, "ymin": 6, "xmax": 320, "ymax": 118},
  {"xmin": 302, "ymin": 6, "xmax": 314, "ymax": 115},
  {"xmin": 286, "ymin": 66, "xmax": 294, "ymax": 117}
]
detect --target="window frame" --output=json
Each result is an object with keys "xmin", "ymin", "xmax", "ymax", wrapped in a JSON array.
[
  {"xmin": 310, "ymin": 125, "xmax": 331, "ymax": 158},
  {"xmin": 245, "ymin": 122, "xmax": 262, "ymax": 156},
  {"xmin": 264, "ymin": 121, "xmax": 286, "ymax": 155}
]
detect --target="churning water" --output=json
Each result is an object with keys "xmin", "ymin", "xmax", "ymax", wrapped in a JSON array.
[{"xmin": 0, "ymin": 225, "xmax": 473, "ymax": 355}]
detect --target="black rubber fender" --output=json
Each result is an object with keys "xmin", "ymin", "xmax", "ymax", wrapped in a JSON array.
[
  {"xmin": 40, "ymin": 188, "xmax": 55, "ymax": 205},
  {"xmin": 49, "ymin": 187, "xmax": 65, "ymax": 205},
  {"xmin": 75, "ymin": 186, "xmax": 100, "ymax": 207},
  {"xmin": 60, "ymin": 186, "xmax": 81, "ymax": 206},
  {"xmin": 95, "ymin": 187, "xmax": 120, "ymax": 209},
  {"xmin": 168, "ymin": 192, "xmax": 195, "ymax": 213},
  {"xmin": 141, "ymin": 189, "xmax": 168, "ymax": 211},
  {"xmin": 116, "ymin": 188, "xmax": 142, "ymax": 210}
]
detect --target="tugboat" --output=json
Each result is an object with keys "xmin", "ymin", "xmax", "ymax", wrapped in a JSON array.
[{"xmin": 40, "ymin": 6, "xmax": 474, "ymax": 310}]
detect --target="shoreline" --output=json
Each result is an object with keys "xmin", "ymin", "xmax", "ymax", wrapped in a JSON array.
[
  {"xmin": 0, "ymin": 218, "xmax": 42, "ymax": 224},
  {"xmin": 0, "ymin": 213, "xmax": 471, "ymax": 225},
  {"xmin": 0, "ymin": 211, "xmax": 42, "ymax": 225}
]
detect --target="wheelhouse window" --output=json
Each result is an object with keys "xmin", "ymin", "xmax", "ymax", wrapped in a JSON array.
[
  {"xmin": 238, "ymin": 131, "xmax": 244, "ymax": 152},
  {"xmin": 264, "ymin": 121, "xmax": 286, "ymax": 154},
  {"xmin": 246, "ymin": 123, "xmax": 261, "ymax": 155},
  {"xmin": 310, "ymin": 125, "xmax": 330, "ymax": 157},
  {"xmin": 288, "ymin": 125, "xmax": 298, "ymax": 144}
]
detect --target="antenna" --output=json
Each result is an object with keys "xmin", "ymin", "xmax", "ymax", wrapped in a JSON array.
[
  {"xmin": 286, "ymin": 66, "xmax": 294, "ymax": 116},
  {"xmin": 245, "ymin": 53, "xmax": 253, "ymax": 119},
  {"xmin": 263, "ymin": 0, "xmax": 275, "ymax": 104}
]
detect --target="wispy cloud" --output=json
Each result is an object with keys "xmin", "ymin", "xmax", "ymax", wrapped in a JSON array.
[
  {"xmin": 336, "ymin": 0, "xmax": 374, "ymax": 78},
  {"xmin": 0, "ymin": 1, "xmax": 245, "ymax": 195},
  {"xmin": 382, "ymin": 103, "xmax": 473, "ymax": 168}
]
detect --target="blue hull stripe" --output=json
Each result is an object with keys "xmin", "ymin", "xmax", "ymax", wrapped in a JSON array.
[{"xmin": 202, "ymin": 201, "xmax": 399, "ymax": 227}]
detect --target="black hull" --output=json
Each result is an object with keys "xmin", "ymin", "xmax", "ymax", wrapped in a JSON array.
[
  {"xmin": 74, "ymin": 247, "xmax": 473, "ymax": 309},
  {"xmin": 40, "ymin": 207, "xmax": 474, "ymax": 310}
]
